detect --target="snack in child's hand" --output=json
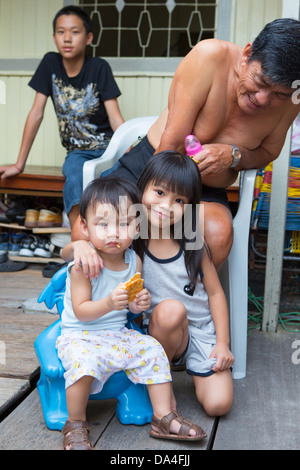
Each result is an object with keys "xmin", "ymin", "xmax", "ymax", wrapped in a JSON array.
[{"xmin": 121, "ymin": 272, "xmax": 144, "ymax": 303}]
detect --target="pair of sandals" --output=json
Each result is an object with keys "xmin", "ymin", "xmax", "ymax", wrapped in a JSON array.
[{"xmin": 62, "ymin": 411, "xmax": 207, "ymax": 450}]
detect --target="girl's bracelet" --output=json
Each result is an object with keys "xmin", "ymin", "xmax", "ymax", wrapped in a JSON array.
[{"xmin": 13, "ymin": 164, "xmax": 22, "ymax": 173}]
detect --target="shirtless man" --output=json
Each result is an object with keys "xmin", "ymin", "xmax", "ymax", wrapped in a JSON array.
[{"xmin": 70, "ymin": 18, "xmax": 300, "ymax": 271}]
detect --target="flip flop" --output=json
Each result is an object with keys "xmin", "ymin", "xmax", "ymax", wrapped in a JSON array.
[
  {"xmin": 0, "ymin": 253, "xmax": 27, "ymax": 272},
  {"xmin": 149, "ymin": 411, "xmax": 207, "ymax": 441},
  {"xmin": 42, "ymin": 261, "xmax": 67, "ymax": 278}
]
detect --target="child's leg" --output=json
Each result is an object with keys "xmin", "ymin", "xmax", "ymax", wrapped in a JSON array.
[
  {"xmin": 63, "ymin": 375, "xmax": 95, "ymax": 450},
  {"xmin": 147, "ymin": 299, "xmax": 188, "ymax": 411},
  {"xmin": 66, "ymin": 375, "xmax": 95, "ymax": 421},
  {"xmin": 148, "ymin": 299, "xmax": 189, "ymax": 362},
  {"xmin": 147, "ymin": 382, "xmax": 173, "ymax": 419},
  {"xmin": 123, "ymin": 330, "xmax": 206, "ymax": 441},
  {"xmin": 192, "ymin": 369, "xmax": 233, "ymax": 417}
]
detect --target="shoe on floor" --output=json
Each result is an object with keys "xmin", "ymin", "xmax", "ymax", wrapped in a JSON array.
[
  {"xmin": 34, "ymin": 237, "xmax": 53, "ymax": 258},
  {"xmin": 0, "ymin": 253, "xmax": 27, "ymax": 272},
  {"xmin": 37, "ymin": 208, "xmax": 62, "ymax": 227},
  {"xmin": 19, "ymin": 234, "xmax": 39, "ymax": 257},
  {"xmin": 42, "ymin": 261, "xmax": 67, "ymax": 278}
]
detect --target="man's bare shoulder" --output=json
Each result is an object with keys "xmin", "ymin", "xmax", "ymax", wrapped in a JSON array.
[{"xmin": 192, "ymin": 38, "xmax": 241, "ymax": 60}]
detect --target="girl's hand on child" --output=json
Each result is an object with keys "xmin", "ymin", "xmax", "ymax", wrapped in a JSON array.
[
  {"xmin": 73, "ymin": 240, "xmax": 104, "ymax": 279},
  {"xmin": 209, "ymin": 343, "xmax": 234, "ymax": 372},
  {"xmin": 109, "ymin": 284, "xmax": 129, "ymax": 311},
  {"xmin": 131, "ymin": 289, "xmax": 151, "ymax": 313}
]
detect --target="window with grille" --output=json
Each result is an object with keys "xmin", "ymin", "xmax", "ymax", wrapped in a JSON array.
[{"xmin": 78, "ymin": 1, "xmax": 217, "ymax": 58}]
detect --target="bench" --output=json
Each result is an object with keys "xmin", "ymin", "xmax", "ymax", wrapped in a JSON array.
[{"xmin": 0, "ymin": 166, "xmax": 65, "ymax": 197}]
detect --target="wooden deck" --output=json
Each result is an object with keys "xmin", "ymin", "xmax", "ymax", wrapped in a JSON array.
[{"xmin": 0, "ymin": 264, "xmax": 299, "ymax": 451}]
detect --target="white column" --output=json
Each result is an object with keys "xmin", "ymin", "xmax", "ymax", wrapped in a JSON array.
[
  {"xmin": 262, "ymin": 129, "xmax": 292, "ymax": 332},
  {"xmin": 262, "ymin": 0, "xmax": 299, "ymax": 332}
]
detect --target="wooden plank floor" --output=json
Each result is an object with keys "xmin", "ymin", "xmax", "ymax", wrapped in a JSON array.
[
  {"xmin": 0, "ymin": 264, "xmax": 215, "ymax": 451},
  {"xmin": 0, "ymin": 264, "xmax": 56, "ymax": 414},
  {"xmin": 1, "ymin": 264, "xmax": 300, "ymax": 451},
  {"xmin": 0, "ymin": 373, "xmax": 215, "ymax": 451},
  {"xmin": 214, "ymin": 327, "xmax": 300, "ymax": 450}
]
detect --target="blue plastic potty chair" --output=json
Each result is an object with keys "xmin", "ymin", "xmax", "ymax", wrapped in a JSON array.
[{"xmin": 34, "ymin": 265, "xmax": 153, "ymax": 431}]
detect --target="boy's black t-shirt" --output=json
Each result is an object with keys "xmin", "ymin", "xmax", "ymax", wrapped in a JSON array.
[{"xmin": 29, "ymin": 52, "xmax": 121, "ymax": 152}]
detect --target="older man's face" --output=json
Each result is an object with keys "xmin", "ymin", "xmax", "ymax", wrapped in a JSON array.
[{"xmin": 237, "ymin": 59, "xmax": 293, "ymax": 113}]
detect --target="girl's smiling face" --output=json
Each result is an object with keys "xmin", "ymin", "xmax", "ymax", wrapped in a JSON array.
[{"xmin": 142, "ymin": 182, "xmax": 189, "ymax": 232}]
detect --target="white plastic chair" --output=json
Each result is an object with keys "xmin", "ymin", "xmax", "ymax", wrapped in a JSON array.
[
  {"xmin": 83, "ymin": 116, "xmax": 159, "ymax": 190},
  {"xmin": 218, "ymin": 169, "xmax": 256, "ymax": 379},
  {"xmin": 83, "ymin": 117, "xmax": 256, "ymax": 379}
]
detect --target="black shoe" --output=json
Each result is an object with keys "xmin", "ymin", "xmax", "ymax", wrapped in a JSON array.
[
  {"xmin": 5, "ymin": 199, "xmax": 28, "ymax": 222},
  {"xmin": 34, "ymin": 237, "xmax": 53, "ymax": 258},
  {"xmin": 42, "ymin": 261, "xmax": 67, "ymax": 278},
  {"xmin": 19, "ymin": 234, "xmax": 38, "ymax": 257}
]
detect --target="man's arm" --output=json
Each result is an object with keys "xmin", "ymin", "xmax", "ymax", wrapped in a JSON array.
[
  {"xmin": 194, "ymin": 137, "xmax": 285, "ymax": 188},
  {"xmin": 234, "ymin": 110, "xmax": 300, "ymax": 171},
  {"xmin": 154, "ymin": 38, "xmax": 300, "ymax": 186},
  {"xmin": 191, "ymin": 105, "xmax": 300, "ymax": 187},
  {"xmin": 0, "ymin": 92, "xmax": 47, "ymax": 179},
  {"xmin": 193, "ymin": 142, "xmax": 274, "ymax": 188},
  {"xmin": 154, "ymin": 41, "xmax": 240, "ymax": 187},
  {"xmin": 155, "ymin": 41, "xmax": 219, "ymax": 155}
]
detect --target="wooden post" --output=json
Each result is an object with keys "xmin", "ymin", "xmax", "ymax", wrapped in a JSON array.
[
  {"xmin": 262, "ymin": 0, "xmax": 299, "ymax": 332},
  {"xmin": 262, "ymin": 129, "xmax": 292, "ymax": 332}
]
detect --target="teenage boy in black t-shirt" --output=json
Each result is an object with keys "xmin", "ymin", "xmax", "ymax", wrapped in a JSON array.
[{"xmin": 0, "ymin": 6, "xmax": 124, "ymax": 228}]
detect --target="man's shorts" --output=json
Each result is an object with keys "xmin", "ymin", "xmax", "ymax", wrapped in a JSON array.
[{"xmin": 108, "ymin": 136, "xmax": 230, "ymax": 211}]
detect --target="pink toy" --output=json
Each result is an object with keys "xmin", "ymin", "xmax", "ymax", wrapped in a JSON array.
[{"xmin": 185, "ymin": 135, "xmax": 203, "ymax": 160}]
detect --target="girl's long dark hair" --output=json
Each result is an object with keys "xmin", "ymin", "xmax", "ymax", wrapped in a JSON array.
[{"xmin": 135, "ymin": 151, "xmax": 211, "ymax": 288}]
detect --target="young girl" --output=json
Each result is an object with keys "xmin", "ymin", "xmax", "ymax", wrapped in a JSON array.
[
  {"xmin": 58, "ymin": 176, "xmax": 206, "ymax": 450},
  {"xmin": 135, "ymin": 152, "xmax": 234, "ymax": 416},
  {"xmin": 62, "ymin": 152, "xmax": 234, "ymax": 419}
]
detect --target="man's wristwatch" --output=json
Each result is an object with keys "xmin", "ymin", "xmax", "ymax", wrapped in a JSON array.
[{"xmin": 230, "ymin": 145, "xmax": 241, "ymax": 168}]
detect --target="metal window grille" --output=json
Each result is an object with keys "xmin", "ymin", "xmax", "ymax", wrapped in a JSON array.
[{"xmin": 78, "ymin": 1, "xmax": 217, "ymax": 57}]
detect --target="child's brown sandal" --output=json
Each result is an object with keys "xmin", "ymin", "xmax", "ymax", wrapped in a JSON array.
[
  {"xmin": 149, "ymin": 411, "xmax": 207, "ymax": 441},
  {"xmin": 62, "ymin": 420, "xmax": 94, "ymax": 450}
]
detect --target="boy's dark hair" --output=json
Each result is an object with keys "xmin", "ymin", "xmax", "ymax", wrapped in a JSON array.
[
  {"xmin": 135, "ymin": 151, "xmax": 210, "ymax": 290},
  {"xmin": 53, "ymin": 5, "xmax": 92, "ymax": 34},
  {"xmin": 248, "ymin": 18, "xmax": 300, "ymax": 88},
  {"xmin": 80, "ymin": 176, "xmax": 142, "ymax": 221}
]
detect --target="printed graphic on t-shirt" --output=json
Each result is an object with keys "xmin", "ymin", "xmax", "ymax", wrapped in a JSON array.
[{"xmin": 52, "ymin": 75, "xmax": 107, "ymax": 151}]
